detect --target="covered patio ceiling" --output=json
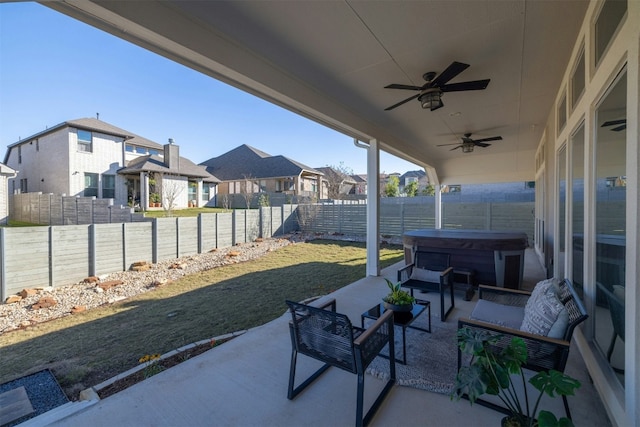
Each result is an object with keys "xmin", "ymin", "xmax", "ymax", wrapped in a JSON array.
[{"xmin": 46, "ymin": 0, "xmax": 587, "ymax": 184}]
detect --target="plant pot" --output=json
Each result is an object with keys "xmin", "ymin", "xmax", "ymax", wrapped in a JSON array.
[
  {"xmin": 383, "ymin": 301, "xmax": 413, "ymax": 312},
  {"xmin": 501, "ymin": 415, "xmax": 537, "ymax": 427}
]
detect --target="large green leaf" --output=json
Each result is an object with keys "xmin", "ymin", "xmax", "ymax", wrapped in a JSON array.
[{"xmin": 529, "ymin": 370, "xmax": 581, "ymax": 397}]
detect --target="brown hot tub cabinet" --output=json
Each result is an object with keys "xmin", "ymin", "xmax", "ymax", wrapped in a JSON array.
[{"xmin": 402, "ymin": 229, "xmax": 528, "ymax": 289}]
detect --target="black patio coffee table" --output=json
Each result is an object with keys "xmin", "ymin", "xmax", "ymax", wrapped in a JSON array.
[{"xmin": 361, "ymin": 299, "xmax": 431, "ymax": 365}]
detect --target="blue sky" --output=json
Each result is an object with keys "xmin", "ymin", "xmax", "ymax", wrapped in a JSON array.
[{"xmin": 0, "ymin": 2, "xmax": 420, "ymax": 175}]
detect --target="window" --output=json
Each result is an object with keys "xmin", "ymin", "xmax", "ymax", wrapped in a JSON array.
[
  {"xmin": 202, "ymin": 184, "xmax": 210, "ymax": 202},
  {"xmin": 35, "ymin": 139, "xmax": 39, "ymax": 152},
  {"xmin": 571, "ymin": 47, "xmax": 585, "ymax": 108},
  {"xmin": 77, "ymin": 129, "xmax": 93, "ymax": 152},
  {"xmin": 188, "ymin": 181, "xmax": 197, "ymax": 201},
  {"xmin": 135, "ymin": 146, "xmax": 147, "ymax": 154},
  {"xmin": 595, "ymin": 0, "xmax": 627, "ymax": 66},
  {"xmin": 20, "ymin": 178, "xmax": 27, "ymax": 193},
  {"xmin": 525, "ymin": 181, "xmax": 535, "ymax": 189},
  {"xmin": 557, "ymin": 93, "xmax": 567, "ymax": 133},
  {"xmin": 259, "ymin": 180, "xmax": 267, "ymax": 192},
  {"xmin": 102, "ymin": 174, "xmax": 115, "ymax": 198},
  {"xmin": 447, "ymin": 185, "xmax": 461, "ymax": 193},
  {"xmin": 125, "ymin": 144, "xmax": 134, "ymax": 152},
  {"xmin": 84, "ymin": 173, "xmax": 98, "ymax": 197},
  {"xmin": 18, "ymin": 146, "xmax": 21, "ymax": 163},
  {"xmin": 148, "ymin": 149, "xmax": 159, "ymax": 156}
]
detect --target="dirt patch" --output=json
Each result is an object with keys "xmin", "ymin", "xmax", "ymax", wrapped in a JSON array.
[{"xmin": 97, "ymin": 338, "xmax": 231, "ymax": 400}]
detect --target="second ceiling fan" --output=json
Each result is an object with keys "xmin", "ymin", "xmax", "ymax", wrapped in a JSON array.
[
  {"xmin": 437, "ymin": 133, "xmax": 503, "ymax": 153},
  {"xmin": 384, "ymin": 61, "xmax": 490, "ymax": 111}
]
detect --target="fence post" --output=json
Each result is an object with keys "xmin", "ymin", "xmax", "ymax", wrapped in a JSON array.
[
  {"xmin": 49, "ymin": 226, "xmax": 55, "ymax": 287},
  {"xmin": 122, "ymin": 223, "xmax": 127, "ymax": 272},
  {"xmin": 89, "ymin": 224, "xmax": 96, "ymax": 277},
  {"xmin": 0, "ymin": 228, "xmax": 5, "ymax": 301},
  {"xmin": 152, "ymin": 218, "xmax": 158, "ymax": 264},
  {"xmin": 231, "ymin": 210, "xmax": 237, "ymax": 246},
  {"xmin": 175, "ymin": 217, "xmax": 180, "ymax": 258},
  {"xmin": 197, "ymin": 213, "xmax": 203, "ymax": 254}
]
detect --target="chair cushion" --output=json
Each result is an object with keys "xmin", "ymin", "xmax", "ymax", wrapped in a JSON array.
[
  {"xmin": 470, "ymin": 299, "xmax": 525, "ymax": 329},
  {"xmin": 411, "ymin": 268, "xmax": 441, "ymax": 283},
  {"xmin": 520, "ymin": 282, "xmax": 565, "ymax": 337},
  {"xmin": 546, "ymin": 306, "xmax": 569, "ymax": 339}
]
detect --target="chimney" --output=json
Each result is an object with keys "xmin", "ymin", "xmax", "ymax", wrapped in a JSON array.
[{"xmin": 164, "ymin": 138, "xmax": 179, "ymax": 170}]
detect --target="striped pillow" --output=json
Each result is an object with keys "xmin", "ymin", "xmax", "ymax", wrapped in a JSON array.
[{"xmin": 520, "ymin": 282, "xmax": 565, "ymax": 336}]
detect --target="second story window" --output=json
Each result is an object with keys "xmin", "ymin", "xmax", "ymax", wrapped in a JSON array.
[
  {"xmin": 125, "ymin": 144, "xmax": 135, "ymax": 152},
  {"xmin": 18, "ymin": 146, "xmax": 22, "ymax": 163},
  {"xmin": 77, "ymin": 129, "xmax": 93, "ymax": 153}
]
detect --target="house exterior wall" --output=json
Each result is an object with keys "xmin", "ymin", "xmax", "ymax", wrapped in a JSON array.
[
  {"xmin": 6, "ymin": 129, "xmax": 71, "ymax": 196},
  {"xmin": 68, "ymin": 128, "xmax": 127, "ymax": 206}
]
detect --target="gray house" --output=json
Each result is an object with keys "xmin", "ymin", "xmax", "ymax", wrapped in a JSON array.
[
  {"xmin": 0, "ymin": 162, "xmax": 16, "ymax": 224},
  {"xmin": 200, "ymin": 144, "xmax": 323, "ymax": 207}
]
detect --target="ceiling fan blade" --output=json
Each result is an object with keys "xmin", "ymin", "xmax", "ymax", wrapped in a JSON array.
[
  {"xmin": 384, "ymin": 83, "xmax": 423, "ymax": 91},
  {"xmin": 384, "ymin": 93, "xmax": 420, "ymax": 111},
  {"xmin": 474, "ymin": 142, "xmax": 491, "ymax": 148},
  {"xmin": 441, "ymin": 79, "xmax": 491, "ymax": 92},
  {"xmin": 601, "ymin": 119, "xmax": 626, "ymax": 127},
  {"xmin": 436, "ymin": 142, "xmax": 462, "ymax": 147},
  {"xmin": 450, "ymin": 145, "xmax": 463, "ymax": 151},
  {"xmin": 430, "ymin": 61, "xmax": 469, "ymax": 87},
  {"xmin": 612, "ymin": 124, "xmax": 627, "ymax": 131},
  {"xmin": 473, "ymin": 136, "xmax": 502, "ymax": 143}
]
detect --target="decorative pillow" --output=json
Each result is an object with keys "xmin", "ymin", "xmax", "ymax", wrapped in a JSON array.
[
  {"xmin": 546, "ymin": 306, "xmax": 569, "ymax": 339},
  {"xmin": 410, "ymin": 267, "xmax": 441, "ymax": 283},
  {"xmin": 520, "ymin": 284, "xmax": 565, "ymax": 336}
]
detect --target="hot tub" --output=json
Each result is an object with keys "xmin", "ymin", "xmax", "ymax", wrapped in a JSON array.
[{"xmin": 403, "ymin": 229, "xmax": 529, "ymax": 289}]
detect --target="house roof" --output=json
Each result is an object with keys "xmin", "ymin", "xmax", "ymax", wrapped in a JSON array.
[
  {"xmin": 6, "ymin": 118, "xmax": 162, "ymax": 150},
  {"xmin": 315, "ymin": 167, "xmax": 357, "ymax": 185},
  {"xmin": 119, "ymin": 154, "xmax": 220, "ymax": 182},
  {"xmin": 199, "ymin": 144, "xmax": 322, "ymax": 181},
  {"xmin": 350, "ymin": 174, "xmax": 367, "ymax": 184},
  {"xmin": 400, "ymin": 170, "xmax": 427, "ymax": 179},
  {"xmin": 0, "ymin": 162, "xmax": 16, "ymax": 176}
]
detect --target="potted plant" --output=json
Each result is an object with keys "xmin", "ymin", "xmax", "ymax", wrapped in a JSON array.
[
  {"xmin": 150, "ymin": 193, "xmax": 160, "ymax": 207},
  {"xmin": 382, "ymin": 278, "xmax": 415, "ymax": 311},
  {"xmin": 452, "ymin": 327, "xmax": 581, "ymax": 427}
]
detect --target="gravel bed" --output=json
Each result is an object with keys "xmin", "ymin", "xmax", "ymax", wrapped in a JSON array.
[
  {"xmin": 0, "ymin": 236, "xmax": 302, "ymax": 334},
  {"xmin": 0, "ymin": 369, "xmax": 69, "ymax": 426}
]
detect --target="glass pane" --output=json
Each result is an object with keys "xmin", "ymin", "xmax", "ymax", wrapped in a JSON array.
[
  {"xmin": 571, "ymin": 125, "xmax": 585, "ymax": 296},
  {"xmin": 558, "ymin": 146, "xmax": 567, "ymax": 279},
  {"xmin": 595, "ymin": 0, "xmax": 627, "ymax": 66},
  {"xmin": 77, "ymin": 129, "xmax": 92, "ymax": 143},
  {"xmin": 571, "ymin": 50, "xmax": 585, "ymax": 108},
  {"xmin": 558, "ymin": 95, "xmax": 567, "ymax": 133},
  {"xmin": 594, "ymin": 69, "xmax": 626, "ymax": 385}
]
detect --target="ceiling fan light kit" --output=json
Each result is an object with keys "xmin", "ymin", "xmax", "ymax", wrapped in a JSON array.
[
  {"xmin": 437, "ymin": 133, "xmax": 503, "ymax": 154},
  {"xmin": 384, "ymin": 61, "xmax": 490, "ymax": 111}
]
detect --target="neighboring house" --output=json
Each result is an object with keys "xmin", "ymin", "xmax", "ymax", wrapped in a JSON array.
[
  {"xmin": 3, "ymin": 118, "xmax": 217, "ymax": 210},
  {"xmin": 315, "ymin": 167, "xmax": 357, "ymax": 199},
  {"xmin": 0, "ymin": 162, "xmax": 16, "ymax": 224},
  {"xmin": 118, "ymin": 142, "xmax": 220, "ymax": 209},
  {"xmin": 200, "ymin": 144, "xmax": 323, "ymax": 207},
  {"xmin": 349, "ymin": 174, "xmax": 367, "ymax": 196},
  {"xmin": 399, "ymin": 170, "xmax": 429, "ymax": 194}
]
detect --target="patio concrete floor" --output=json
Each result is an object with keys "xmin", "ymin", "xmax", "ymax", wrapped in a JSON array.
[{"xmin": 28, "ymin": 249, "xmax": 611, "ymax": 427}]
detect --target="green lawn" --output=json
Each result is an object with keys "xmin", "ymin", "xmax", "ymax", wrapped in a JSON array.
[
  {"xmin": 142, "ymin": 206, "xmax": 231, "ymax": 218},
  {"xmin": 0, "ymin": 239, "xmax": 404, "ymax": 400}
]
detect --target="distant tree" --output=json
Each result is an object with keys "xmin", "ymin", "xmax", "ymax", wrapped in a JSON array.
[
  {"xmin": 421, "ymin": 184, "xmax": 436, "ymax": 196},
  {"xmin": 240, "ymin": 174, "xmax": 257, "ymax": 209},
  {"xmin": 405, "ymin": 181, "xmax": 418, "ymax": 197},
  {"xmin": 324, "ymin": 162, "xmax": 354, "ymax": 199},
  {"xmin": 221, "ymin": 194, "xmax": 230, "ymax": 210},
  {"xmin": 258, "ymin": 193, "xmax": 270, "ymax": 207},
  {"xmin": 155, "ymin": 173, "xmax": 184, "ymax": 217},
  {"xmin": 384, "ymin": 175, "xmax": 400, "ymax": 197}
]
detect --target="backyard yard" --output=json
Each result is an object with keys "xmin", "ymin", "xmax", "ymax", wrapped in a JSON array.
[{"xmin": 0, "ymin": 239, "xmax": 404, "ymax": 401}]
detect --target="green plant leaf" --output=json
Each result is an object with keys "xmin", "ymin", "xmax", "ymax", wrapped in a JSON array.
[{"xmin": 530, "ymin": 370, "xmax": 581, "ymax": 398}]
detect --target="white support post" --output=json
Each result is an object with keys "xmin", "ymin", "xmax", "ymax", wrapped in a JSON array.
[
  {"xmin": 435, "ymin": 185, "xmax": 443, "ymax": 229},
  {"xmin": 366, "ymin": 139, "xmax": 380, "ymax": 277}
]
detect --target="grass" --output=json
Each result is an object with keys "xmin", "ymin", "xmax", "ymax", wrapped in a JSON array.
[
  {"xmin": 143, "ymin": 207, "xmax": 230, "ymax": 218},
  {"xmin": 0, "ymin": 239, "xmax": 404, "ymax": 399}
]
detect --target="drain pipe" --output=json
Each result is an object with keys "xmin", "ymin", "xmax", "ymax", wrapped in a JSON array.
[{"xmin": 353, "ymin": 138, "xmax": 369, "ymax": 149}]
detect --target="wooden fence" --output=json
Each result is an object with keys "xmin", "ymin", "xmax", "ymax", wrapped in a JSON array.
[{"xmin": 0, "ymin": 206, "xmax": 298, "ymax": 300}]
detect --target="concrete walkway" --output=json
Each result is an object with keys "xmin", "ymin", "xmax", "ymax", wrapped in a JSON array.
[{"xmin": 27, "ymin": 249, "xmax": 610, "ymax": 427}]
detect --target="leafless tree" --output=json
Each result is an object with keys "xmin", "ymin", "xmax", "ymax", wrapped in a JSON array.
[
  {"xmin": 296, "ymin": 194, "xmax": 319, "ymax": 232},
  {"xmin": 239, "ymin": 174, "xmax": 258, "ymax": 209},
  {"xmin": 324, "ymin": 162, "xmax": 354, "ymax": 200},
  {"xmin": 155, "ymin": 173, "xmax": 184, "ymax": 217},
  {"xmin": 221, "ymin": 194, "xmax": 230, "ymax": 210}
]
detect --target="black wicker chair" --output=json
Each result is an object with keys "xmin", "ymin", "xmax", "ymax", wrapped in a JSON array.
[
  {"xmin": 286, "ymin": 298, "xmax": 395, "ymax": 427},
  {"xmin": 596, "ymin": 282, "xmax": 625, "ymax": 374},
  {"xmin": 397, "ymin": 251, "xmax": 455, "ymax": 321},
  {"xmin": 457, "ymin": 279, "xmax": 588, "ymax": 419}
]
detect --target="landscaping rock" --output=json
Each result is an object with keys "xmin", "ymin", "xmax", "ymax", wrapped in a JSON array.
[
  {"xmin": 97, "ymin": 280, "xmax": 124, "ymax": 291},
  {"xmin": 32, "ymin": 297, "xmax": 56, "ymax": 310},
  {"xmin": 5, "ymin": 295, "xmax": 22, "ymax": 304}
]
